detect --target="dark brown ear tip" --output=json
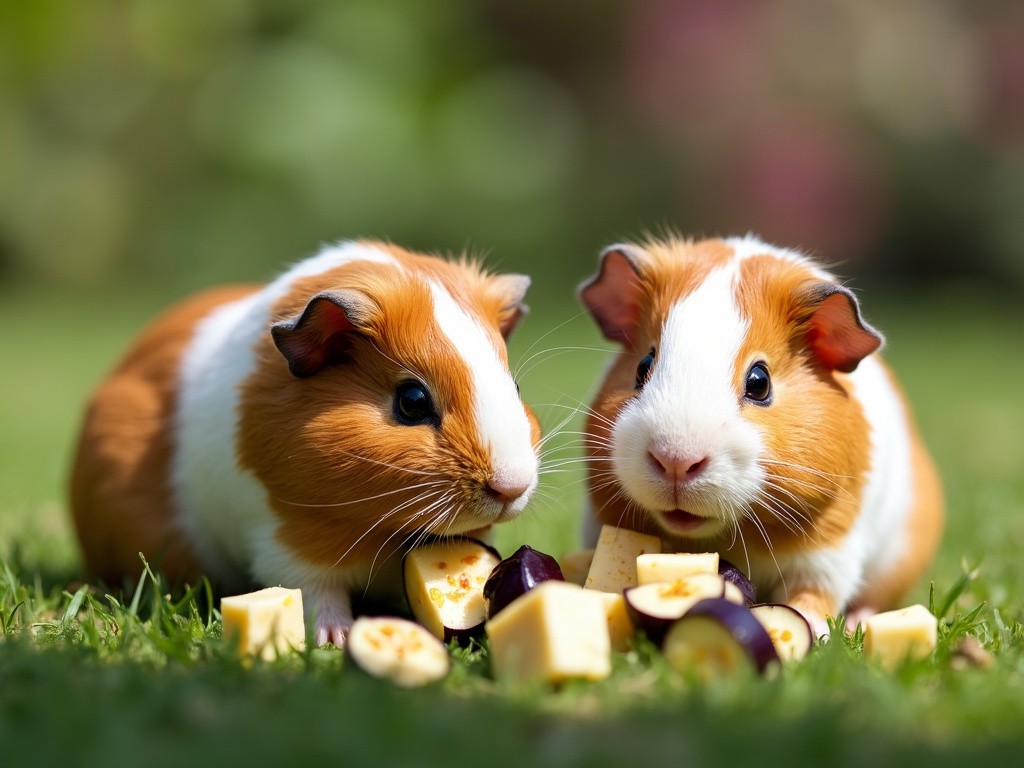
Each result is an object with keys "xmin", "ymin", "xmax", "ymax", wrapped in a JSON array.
[{"xmin": 270, "ymin": 290, "xmax": 364, "ymax": 378}]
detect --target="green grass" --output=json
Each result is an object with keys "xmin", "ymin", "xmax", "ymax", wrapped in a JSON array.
[{"xmin": 2, "ymin": 281, "xmax": 1023, "ymax": 767}]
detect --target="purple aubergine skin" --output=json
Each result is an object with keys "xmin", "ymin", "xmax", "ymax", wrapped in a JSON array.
[
  {"xmin": 718, "ymin": 558, "xmax": 757, "ymax": 606},
  {"xmin": 623, "ymin": 580, "xmax": 725, "ymax": 646},
  {"xmin": 749, "ymin": 603, "xmax": 815, "ymax": 656},
  {"xmin": 622, "ymin": 589, "xmax": 674, "ymax": 646},
  {"xmin": 672, "ymin": 597, "xmax": 780, "ymax": 674},
  {"xmin": 483, "ymin": 544, "xmax": 564, "ymax": 618}
]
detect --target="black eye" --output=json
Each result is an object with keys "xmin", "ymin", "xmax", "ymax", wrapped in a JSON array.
[
  {"xmin": 635, "ymin": 348, "xmax": 656, "ymax": 390},
  {"xmin": 744, "ymin": 362, "xmax": 772, "ymax": 404},
  {"xmin": 394, "ymin": 381, "xmax": 436, "ymax": 426}
]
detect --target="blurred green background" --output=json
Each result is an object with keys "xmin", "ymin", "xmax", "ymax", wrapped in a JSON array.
[{"xmin": 1, "ymin": 0, "xmax": 1023, "ymax": 586}]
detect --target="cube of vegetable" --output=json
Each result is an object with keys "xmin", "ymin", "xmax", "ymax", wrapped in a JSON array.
[
  {"xmin": 595, "ymin": 591, "xmax": 635, "ymax": 652},
  {"xmin": 221, "ymin": 587, "xmax": 305, "ymax": 660},
  {"xmin": 560, "ymin": 548, "xmax": 595, "ymax": 586},
  {"xmin": 403, "ymin": 538, "xmax": 500, "ymax": 642},
  {"xmin": 863, "ymin": 604, "xmax": 938, "ymax": 669},
  {"xmin": 485, "ymin": 581, "xmax": 611, "ymax": 684},
  {"xmin": 484, "ymin": 545, "xmax": 564, "ymax": 619},
  {"xmin": 584, "ymin": 525, "xmax": 662, "ymax": 593},
  {"xmin": 636, "ymin": 552, "xmax": 719, "ymax": 585}
]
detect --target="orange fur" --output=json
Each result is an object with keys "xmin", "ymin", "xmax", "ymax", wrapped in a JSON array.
[
  {"xmin": 238, "ymin": 256, "xmax": 516, "ymax": 568},
  {"xmin": 584, "ymin": 237, "xmax": 944, "ymax": 617},
  {"xmin": 69, "ymin": 285, "xmax": 258, "ymax": 585},
  {"xmin": 70, "ymin": 244, "xmax": 539, "ymax": 591}
]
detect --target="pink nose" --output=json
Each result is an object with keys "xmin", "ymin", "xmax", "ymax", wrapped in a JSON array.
[
  {"xmin": 485, "ymin": 477, "xmax": 530, "ymax": 504},
  {"xmin": 647, "ymin": 448, "xmax": 709, "ymax": 484}
]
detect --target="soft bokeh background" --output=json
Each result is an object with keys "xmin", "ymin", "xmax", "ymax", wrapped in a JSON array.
[{"xmin": 1, "ymin": 0, "xmax": 1023, "ymax": 589}]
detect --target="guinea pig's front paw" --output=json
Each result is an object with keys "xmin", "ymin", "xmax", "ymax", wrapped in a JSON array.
[
  {"xmin": 843, "ymin": 605, "xmax": 878, "ymax": 634},
  {"xmin": 311, "ymin": 598, "xmax": 355, "ymax": 648},
  {"xmin": 786, "ymin": 592, "xmax": 835, "ymax": 640},
  {"xmin": 802, "ymin": 612, "xmax": 831, "ymax": 641},
  {"xmin": 315, "ymin": 618, "xmax": 351, "ymax": 648}
]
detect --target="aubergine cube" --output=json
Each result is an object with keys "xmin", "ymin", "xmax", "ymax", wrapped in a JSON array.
[
  {"xmin": 717, "ymin": 558, "xmax": 757, "ymax": 605},
  {"xmin": 663, "ymin": 598, "xmax": 780, "ymax": 678},
  {"xmin": 403, "ymin": 538, "xmax": 501, "ymax": 643},
  {"xmin": 484, "ymin": 544, "xmax": 565, "ymax": 619}
]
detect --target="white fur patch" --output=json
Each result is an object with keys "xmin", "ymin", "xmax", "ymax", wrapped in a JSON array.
[
  {"xmin": 745, "ymin": 332, "xmax": 914, "ymax": 614},
  {"xmin": 724, "ymin": 234, "xmax": 832, "ymax": 280},
  {"xmin": 172, "ymin": 241, "xmax": 398, "ymax": 587},
  {"xmin": 610, "ymin": 262, "xmax": 764, "ymax": 526},
  {"xmin": 832, "ymin": 355, "xmax": 915, "ymax": 594},
  {"xmin": 427, "ymin": 281, "xmax": 538, "ymax": 514}
]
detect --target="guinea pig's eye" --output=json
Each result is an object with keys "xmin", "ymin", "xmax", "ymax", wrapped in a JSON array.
[
  {"xmin": 635, "ymin": 348, "xmax": 656, "ymax": 390},
  {"xmin": 394, "ymin": 380, "xmax": 437, "ymax": 426},
  {"xmin": 744, "ymin": 362, "xmax": 772, "ymax": 404}
]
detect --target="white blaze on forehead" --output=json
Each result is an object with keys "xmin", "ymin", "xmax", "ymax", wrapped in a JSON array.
[
  {"xmin": 647, "ymin": 263, "xmax": 748, "ymax": 440},
  {"xmin": 610, "ymin": 258, "xmax": 766, "ymax": 517},
  {"xmin": 725, "ymin": 234, "xmax": 832, "ymax": 281},
  {"xmin": 427, "ymin": 281, "xmax": 538, "ymax": 487}
]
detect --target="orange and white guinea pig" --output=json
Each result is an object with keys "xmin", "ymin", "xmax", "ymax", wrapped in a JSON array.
[
  {"xmin": 70, "ymin": 240, "xmax": 541, "ymax": 645},
  {"xmin": 579, "ymin": 235, "xmax": 944, "ymax": 636}
]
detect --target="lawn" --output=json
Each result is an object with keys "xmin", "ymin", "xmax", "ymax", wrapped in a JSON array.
[{"xmin": 1, "ymin": 279, "xmax": 1022, "ymax": 767}]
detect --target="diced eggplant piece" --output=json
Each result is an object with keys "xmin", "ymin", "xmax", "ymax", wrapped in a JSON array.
[
  {"xmin": 663, "ymin": 598, "xmax": 780, "ymax": 678},
  {"xmin": 559, "ymin": 548, "xmax": 595, "ymax": 586},
  {"xmin": 717, "ymin": 558, "xmax": 757, "ymax": 605},
  {"xmin": 484, "ymin": 544, "xmax": 565, "ymax": 618},
  {"xmin": 623, "ymin": 573, "xmax": 727, "ymax": 644},
  {"xmin": 863, "ymin": 604, "xmax": 937, "ymax": 669},
  {"xmin": 636, "ymin": 552, "xmax": 719, "ymax": 585},
  {"xmin": 750, "ymin": 603, "xmax": 814, "ymax": 662},
  {"xmin": 221, "ymin": 587, "xmax": 305, "ymax": 660},
  {"xmin": 584, "ymin": 524, "xmax": 662, "ymax": 593},
  {"xmin": 595, "ymin": 591, "xmax": 635, "ymax": 652},
  {"xmin": 347, "ymin": 616, "xmax": 450, "ymax": 687},
  {"xmin": 485, "ymin": 581, "xmax": 612, "ymax": 684},
  {"xmin": 403, "ymin": 538, "xmax": 501, "ymax": 643}
]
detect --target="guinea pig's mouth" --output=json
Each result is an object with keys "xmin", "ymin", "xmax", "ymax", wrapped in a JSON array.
[{"xmin": 659, "ymin": 509, "xmax": 713, "ymax": 534}]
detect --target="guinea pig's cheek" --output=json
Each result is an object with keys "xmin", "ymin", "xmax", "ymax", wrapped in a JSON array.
[{"xmin": 716, "ymin": 420, "xmax": 768, "ymax": 510}]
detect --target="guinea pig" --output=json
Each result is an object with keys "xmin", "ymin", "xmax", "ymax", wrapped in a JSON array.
[
  {"xmin": 578, "ymin": 234, "xmax": 943, "ymax": 636},
  {"xmin": 69, "ymin": 240, "xmax": 541, "ymax": 646}
]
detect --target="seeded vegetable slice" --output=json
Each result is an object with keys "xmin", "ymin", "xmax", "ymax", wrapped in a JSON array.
[
  {"xmin": 663, "ymin": 598, "xmax": 780, "ymax": 679},
  {"xmin": 750, "ymin": 604, "xmax": 814, "ymax": 662},
  {"xmin": 484, "ymin": 544, "xmax": 565, "ymax": 619},
  {"xmin": 347, "ymin": 616, "xmax": 450, "ymax": 687},
  {"xmin": 403, "ymin": 538, "xmax": 501, "ymax": 642},
  {"xmin": 623, "ymin": 573, "xmax": 729, "ymax": 644}
]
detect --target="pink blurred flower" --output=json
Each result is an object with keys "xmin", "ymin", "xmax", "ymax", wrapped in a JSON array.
[
  {"xmin": 708, "ymin": 116, "xmax": 890, "ymax": 263},
  {"xmin": 975, "ymin": 14, "xmax": 1024, "ymax": 150},
  {"xmin": 624, "ymin": 0, "xmax": 764, "ymax": 141}
]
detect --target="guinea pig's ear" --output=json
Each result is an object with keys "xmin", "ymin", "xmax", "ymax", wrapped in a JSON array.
[
  {"xmin": 271, "ymin": 290, "xmax": 374, "ymax": 378},
  {"xmin": 489, "ymin": 273, "xmax": 531, "ymax": 338},
  {"xmin": 801, "ymin": 283, "xmax": 884, "ymax": 373},
  {"xmin": 579, "ymin": 244, "xmax": 646, "ymax": 346}
]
